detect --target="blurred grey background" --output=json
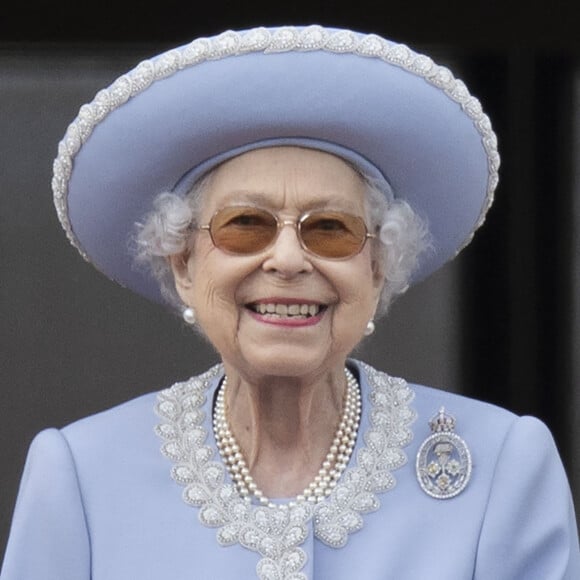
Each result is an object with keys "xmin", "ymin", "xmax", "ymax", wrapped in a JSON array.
[{"xmin": 2, "ymin": 0, "xmax": 580, "ymax": 560}]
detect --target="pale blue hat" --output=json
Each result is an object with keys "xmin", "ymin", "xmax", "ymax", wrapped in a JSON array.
[{"xmin": 52, "ymin": 25, "xmax": 500, "ymax": 304}]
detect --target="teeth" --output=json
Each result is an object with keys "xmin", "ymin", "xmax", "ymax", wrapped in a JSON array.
[{"xmin": 252, "ymin": 303, "xmax": 322, "ymax": 317}]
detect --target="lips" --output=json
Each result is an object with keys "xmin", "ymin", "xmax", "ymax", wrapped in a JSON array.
[{"xmin": 247, "ymin": 302, "xmax": 325, "ymax": 318}]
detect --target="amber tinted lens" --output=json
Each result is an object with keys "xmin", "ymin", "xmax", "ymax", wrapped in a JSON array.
[
  {"xmin": 209, "ymin": 207, "xmax": 278, "ymax": 254},
  {"xmin": 300, "ymin": 211, "xmax": 367, "ymax": 258}
]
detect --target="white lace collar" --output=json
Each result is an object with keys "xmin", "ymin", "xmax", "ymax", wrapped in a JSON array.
[{"xmin": 155, "ymin": 361, "xmax": 416, "ymax": 580}]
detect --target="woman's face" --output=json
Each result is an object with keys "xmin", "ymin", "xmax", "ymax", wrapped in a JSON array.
[{"xmin": 171, "ymin": 147, "xmax": 383, "ymax": 381}]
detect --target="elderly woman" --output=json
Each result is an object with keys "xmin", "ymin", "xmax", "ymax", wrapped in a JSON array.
[{"xmin": 2, "ymin": 25, "xmax": 579, "ymax": 580}]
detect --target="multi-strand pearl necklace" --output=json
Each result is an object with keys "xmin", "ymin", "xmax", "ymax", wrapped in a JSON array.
[{"xmin": 213, "ymin": 368, "xmax": 362, "ymax": 508}]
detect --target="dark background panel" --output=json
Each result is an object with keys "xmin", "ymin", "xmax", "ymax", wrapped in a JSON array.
[{"xmin": 3, "ymin": 0, "xmax": 580, "ymax": 49}]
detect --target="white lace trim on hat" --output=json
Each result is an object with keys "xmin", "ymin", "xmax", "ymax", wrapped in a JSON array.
[
  {"xmin": 154, "ymin": 362, "xmax": 416, "ymax": 580},
  {"xmin": 52, "ymin": 25, "xmax": 500, "ymax": 262}
]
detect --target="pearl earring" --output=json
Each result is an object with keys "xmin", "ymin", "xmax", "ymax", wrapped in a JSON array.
[
  {"xmin": 182, "ymin": 307, "xmax": 196, "ymax": 325},
  {"xmin": 364, "ymin": 320, "xmax": 375, "ymax": 336}
]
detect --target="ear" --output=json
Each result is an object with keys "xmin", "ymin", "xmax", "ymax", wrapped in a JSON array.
[{"xmin": 168, "ymin": 252, "xmax": 193, "ymax": 294}]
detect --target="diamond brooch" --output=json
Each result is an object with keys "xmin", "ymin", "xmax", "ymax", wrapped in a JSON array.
[{"xmin": 416, "ymin": 407, "xmax": 472, "ymax": 499}]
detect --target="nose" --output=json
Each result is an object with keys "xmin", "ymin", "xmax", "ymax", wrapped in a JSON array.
[{"xmin": 261, "ymin": 222, "xmax": 313, "ymax": 277}]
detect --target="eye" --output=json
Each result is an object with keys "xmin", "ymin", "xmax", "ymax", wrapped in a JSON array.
[
  {"xmin": 312, "ymin": 218, "xmax": 348, "ymax": 231},
  {"xmin": 304, "ymin": 214, "xmax": 351, "ymax": 234},
  {"xmin": 218, "ymin": 208, "xmax": 274, "ymax": 229},
  {"xmin": 228, "ymin": 214, "xmax": 262, "ymax": 226}
]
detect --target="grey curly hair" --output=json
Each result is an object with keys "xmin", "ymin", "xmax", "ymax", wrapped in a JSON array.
[{"xmin": 133, "ymin": 166, "xmax": 431, "ymax": 317}]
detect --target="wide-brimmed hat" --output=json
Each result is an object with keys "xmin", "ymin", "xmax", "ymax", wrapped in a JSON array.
[{"xmin": 52, "ymin": 25, "xmax": 499, "ymax": 305}]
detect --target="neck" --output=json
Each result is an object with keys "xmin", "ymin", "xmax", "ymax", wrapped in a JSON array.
[{"xmin": 220, "ymin": 364, "xmax": 351, "ymax": 499}]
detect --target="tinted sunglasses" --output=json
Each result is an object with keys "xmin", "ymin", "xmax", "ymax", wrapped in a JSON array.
[{"xmin": 198, "ymin": 206, "xmax": 375, "ymax": 259}]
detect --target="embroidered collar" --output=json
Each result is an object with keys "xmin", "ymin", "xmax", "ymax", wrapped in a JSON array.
[{"xmin": 155, "ymin": 361, "xmax": 416, "ymax": 579}]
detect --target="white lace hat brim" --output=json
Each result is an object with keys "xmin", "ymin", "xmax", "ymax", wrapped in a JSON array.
[{"xmin": 52, "ymin": 26, "xmax": 499, "ymax": 304}]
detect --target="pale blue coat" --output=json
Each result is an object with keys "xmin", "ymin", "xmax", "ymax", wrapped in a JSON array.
[{"xmin": 2, "ymin": 361, "xmax": 579, "ymax": 579}]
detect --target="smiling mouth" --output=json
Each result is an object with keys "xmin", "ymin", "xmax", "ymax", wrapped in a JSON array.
[{"xmin": 247, "ymin": 303, "xmax": 326, "ymax": 318}]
